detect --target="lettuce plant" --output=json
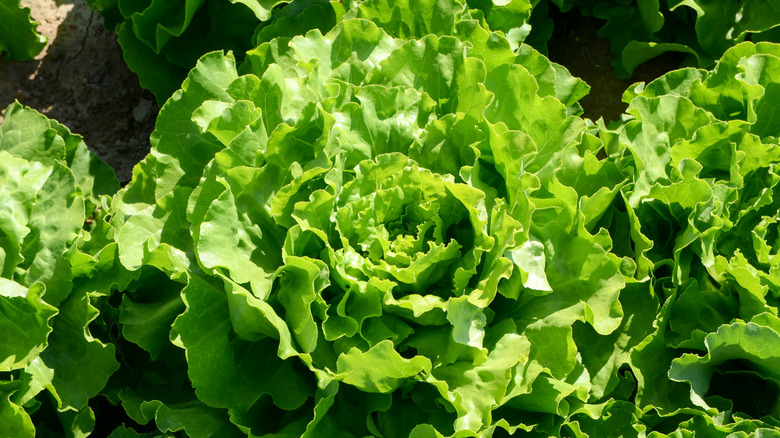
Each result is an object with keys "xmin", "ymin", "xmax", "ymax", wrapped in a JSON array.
[
  {"xmin": 104, "ymin": 0, "xmax": 607, "ymax": 435},
  {"xmin": 0, "ymin": 103, "xmax": 120, "ymax": 437},
  {"xmin": 604, "ymin": 41, "xmax": 780, "ymax": 424}
]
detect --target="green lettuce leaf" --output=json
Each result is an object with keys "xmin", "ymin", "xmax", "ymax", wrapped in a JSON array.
[{"xmin": 0, "ymin": 0, "xmax": 46, "ymax": 61}]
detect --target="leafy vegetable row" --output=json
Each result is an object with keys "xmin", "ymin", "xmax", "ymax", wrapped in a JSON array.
[
  {"xmin": 83, "ymin": 0, "xmax": 537, "ymax": 105},
  {"xmin": 85, "ymin": 0, "xmax": 780, "ymax": 105},
  {"xmin": 4, "ymin": 0, "xmax": 780, "ymax": 436}
]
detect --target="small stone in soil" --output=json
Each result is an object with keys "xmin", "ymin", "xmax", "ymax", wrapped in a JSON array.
[{"xmin": 132, "ymin": 99, "xmax": 153, "ymax": 123}]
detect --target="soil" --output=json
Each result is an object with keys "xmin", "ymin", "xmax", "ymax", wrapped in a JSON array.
[
  {"xmin": 0, "ymin": 0, "xmax": 157, "ymax": 184},
  {"xmin": 547, "ymin": 14, "xmax": 686, "ymax": 124},
  {"xmin": 0, "ymin": 2, "xmax": 682, "ymax": 184}
]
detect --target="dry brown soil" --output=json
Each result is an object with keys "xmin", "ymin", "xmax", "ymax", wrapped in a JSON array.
[{"xmin": 0, "ymin": 0, "xmax": 157, "ymax": 183}]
